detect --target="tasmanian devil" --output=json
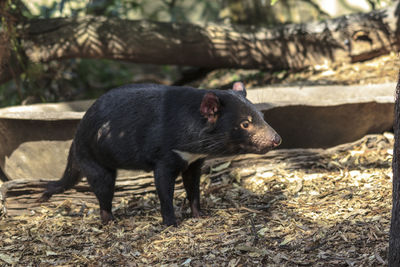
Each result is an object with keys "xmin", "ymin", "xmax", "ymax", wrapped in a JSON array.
[{"xmin": 39, "ymin": 82, "xmax": 281, "ymax": 226}]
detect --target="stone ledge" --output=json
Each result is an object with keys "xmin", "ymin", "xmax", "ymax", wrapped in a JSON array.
[{"xmin": 0, "ymin": 83, "xmax": 395, "ymax": 180}]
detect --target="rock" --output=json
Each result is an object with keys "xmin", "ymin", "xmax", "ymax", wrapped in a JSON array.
[{"xmin": 247, "ymin": 83, "xmax": 395, "ymax": 148}]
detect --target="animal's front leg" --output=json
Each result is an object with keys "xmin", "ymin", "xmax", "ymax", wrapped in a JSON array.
[
  {"xmin": 154, "ymin": 160, "xmax": 182, "ymax": 226},
  {"xmin": 182, "ymin": 159, "xmax": 204, "ymax": 218}
]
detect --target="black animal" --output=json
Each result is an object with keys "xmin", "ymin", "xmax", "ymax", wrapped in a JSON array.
[{"xmin": 39, "ymin": 82, "xmax": 281, "ymax": 226}]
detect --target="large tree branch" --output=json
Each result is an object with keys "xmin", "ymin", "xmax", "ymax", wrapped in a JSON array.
[{"xmin": 1, "ymin": 2, "xmax": 399, "ymax": 84}]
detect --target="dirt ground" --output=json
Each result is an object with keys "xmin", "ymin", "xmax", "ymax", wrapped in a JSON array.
[
  {"xmin": 0, "ymin": 134, "xmax": 393, "ymax": 266},
  {"xmin": 0, "ymin": 53, "xmax": 398, "ymax": 266}
]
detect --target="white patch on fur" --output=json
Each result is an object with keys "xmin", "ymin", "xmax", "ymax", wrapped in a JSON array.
[
  {"xmin": 173, "ymin": 150, "xmax": 207, "ymax": 165},
  {"xmin": 97, "ymin": 121, "xmax": 111, "ymax": 141}
]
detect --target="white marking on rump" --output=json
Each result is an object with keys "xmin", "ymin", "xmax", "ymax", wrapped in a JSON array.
[
  {"xmin": 97, "ymin": 121, "xmax": 111, "ymax": 141},
  {"xmin": 173, "ymin": 150, "xmax": 207, "ymax": 165}
]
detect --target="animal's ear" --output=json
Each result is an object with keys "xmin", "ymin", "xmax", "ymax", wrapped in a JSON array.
[
  {"xmin": 232, "ymin": 81, "xmax": 246, "ymax": 97},
  {"xmin": 200, "ymin": 92, "xmax": 220, "ymax": 124}
]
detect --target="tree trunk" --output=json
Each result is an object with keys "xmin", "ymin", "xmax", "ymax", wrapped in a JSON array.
[
  {"xmin": 1, "ymin": 2, "xmax": 400, "ymax": 84},
  {"xmin": 389, "ymin": 72, "xmax": 400, "ymax": 266}
]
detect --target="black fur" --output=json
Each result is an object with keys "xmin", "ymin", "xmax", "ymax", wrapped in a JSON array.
[{"xmin": 39, "ymin": 83, "xmax": 281, "ymax": 225}]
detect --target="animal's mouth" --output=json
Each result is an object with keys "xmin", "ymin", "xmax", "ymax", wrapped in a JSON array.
[
  {"xmin": 239, "ymin": 134, "xmax": 282, "ymax": 154},
  {"xmin": 272, "ymin": 134, "xmax": 282, "ymax": 147},
  {"xmin": 238, "ymin": 143, "xmax": 274, "ymax": 154}
]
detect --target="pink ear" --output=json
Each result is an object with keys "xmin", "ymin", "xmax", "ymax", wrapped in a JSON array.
[
  {"xmin": 200, "ymin": 92, "xmax": 220, "ymax": 123},
  {"xmin": 232, "ymin": 82, "xmax": 246, "ymax": 97}
]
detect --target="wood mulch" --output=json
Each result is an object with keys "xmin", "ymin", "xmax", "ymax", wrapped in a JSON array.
[{"xmin": 0, "ymin": 134, "xmax": 393, "ymax": 266}]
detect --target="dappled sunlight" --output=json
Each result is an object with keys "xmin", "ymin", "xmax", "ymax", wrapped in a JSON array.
[
  {"xmin": 236, "ymin": 134, "xmax": 392, "ymax": 264},
  {"xmin": 0, "ymin": 134, "xmax": 392, "ymax": 265},
  {"xmin": 1, "ymin": 0, "xmax": 399, "ymax": 265}
]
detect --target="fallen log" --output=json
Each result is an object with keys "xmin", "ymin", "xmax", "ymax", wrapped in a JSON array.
[
  {"xmin": 0, "ymin": 174, "xmax": 182, "ymax": 217},
  {"xmin": 0, "ymin": 134, "xmax": 392, "ymax": 217},
  {"xmin": 1, "ymin": 2, "xmax": 400, "ymax": 84}
]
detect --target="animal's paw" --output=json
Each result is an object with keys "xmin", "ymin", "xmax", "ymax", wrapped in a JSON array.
[
  {"xmin": 37, "ymin": 192, "xmax": 52, "ymax": 203},
  {"xmin": 162, "ymin": 217, "xmax": 178, "ymax": 227},
  {"xmin": 100, "ymin": 210, "xmax": 115, "ymax": 224}
]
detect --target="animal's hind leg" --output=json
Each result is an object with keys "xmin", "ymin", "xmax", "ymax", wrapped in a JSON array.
[{"xmin": 79, "ymin": 158, "xmax": 117, "ymax": 224}]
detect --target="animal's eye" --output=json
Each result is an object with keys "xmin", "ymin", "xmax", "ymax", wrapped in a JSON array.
[{"xmin": 240, "ymin": 120, "xmax": 250, "ymax": 129}]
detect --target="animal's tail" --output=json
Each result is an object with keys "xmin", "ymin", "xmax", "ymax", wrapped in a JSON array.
[{"xmin": 38, "ymin": 143, "xmax": 82, "ymax": 202}]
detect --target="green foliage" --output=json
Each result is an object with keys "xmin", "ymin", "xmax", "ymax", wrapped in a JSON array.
[
  {"xmin": 0, "ymin": 0, "xmax": 225, "ymax": 107},
  {"xmin": 0, "ymin": 0, "xmax": 390, "ymax": 107},
  {"xmin": 0, "ymin": 58, "xmax": 176, "ymax": 107},
  {"xmin": 24, "ymin": 0, "xmax": 221, "ymax": 22},
  {"xmin": 270, "ymin": 0, "xmax": 279, "ymax": 6}
]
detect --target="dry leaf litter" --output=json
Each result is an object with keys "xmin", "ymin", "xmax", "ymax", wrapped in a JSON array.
[{"xmin": 0, "ymin": 133, "xmax": 393, "ymax": 266}]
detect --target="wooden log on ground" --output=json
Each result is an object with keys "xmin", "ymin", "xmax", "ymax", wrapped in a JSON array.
[
  {"xmin": 1, "ymin": 2, "xmax": 400, "ymax": 84},
  {"xmin": 0, "ymin": 134, "xmax": 392, "ymax": 217},
  {"xmin": 0, "ymin": 174, "xmax": 184, "ymax": 217}
]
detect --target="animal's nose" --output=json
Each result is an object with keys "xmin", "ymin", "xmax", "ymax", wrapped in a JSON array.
[{"xmin": 272, "ymin": 134, "xmax": 281, "ymax": 147}]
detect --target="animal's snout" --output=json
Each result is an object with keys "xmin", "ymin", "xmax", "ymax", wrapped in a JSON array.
[
  {"xmin": 247, "ymin": 124, "xmax": 281, "ymax": 154},
  {"xmin": 272, "ymin": 134, "xmax": 281, "ymax": 147}
]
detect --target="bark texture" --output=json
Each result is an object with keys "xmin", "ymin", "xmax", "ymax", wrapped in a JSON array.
[
  {"xmin": 1, "ymin": 2, "xmax": 400, "ymax": 84},
  {"xmin": 0, "ymin": 135, "xmax": 383, "ymax": 217},
  {"xmin": 389, "ymin": 72, "xmax": 400, "ymax": 266},
  {"xmin": 0, "ymin": 174, "xmax": 180, "ymax": 217}
]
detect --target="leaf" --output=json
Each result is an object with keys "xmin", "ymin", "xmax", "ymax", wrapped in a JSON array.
[
  {"xmin": 211, "ymin": 161, "xmax": 231, "ymax": 172},
  {"xmin": 181, "ymin": 258, "xmax": 191, "ymax": 266},
  {"xmin": 280, "ymin": 235, "xmax": 295, "ymax": 246},
  {"xmin": 0, "ymin": 253, "xmax": 17, "ymax": 265},
  {"xmin": 257, "ymin": 227, "xmax": 269, "ymax": 236},
  {"xmin": 46, "ymin": 251, "xmax": 58, "ymax": 256},
  {"xmin": 271, "ymin": 0, "xmax": 279, "ymax": 6},
  {"xmin": 235, "ymin": 245, "xmax": 268, "ymax": 256},
  {"xmin": 91, "ymin": 227, "xmax": 103, "ymax": 233},
  {"xmin": 228, "ymin": 258, "xmax": 240, "ymax": 267}
]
